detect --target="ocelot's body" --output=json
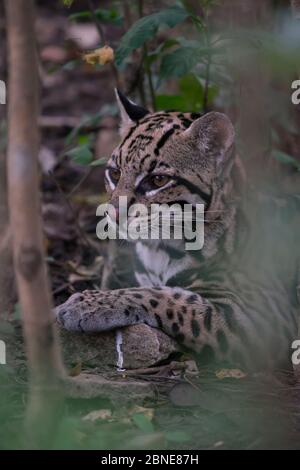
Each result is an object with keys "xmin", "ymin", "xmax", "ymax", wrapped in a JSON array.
[{"xmin": 56, "ymin": 91, "xmax": 300, "ymax": 370}]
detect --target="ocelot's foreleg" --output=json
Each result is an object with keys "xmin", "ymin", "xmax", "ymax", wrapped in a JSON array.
[{"xmin": 55, "ymin": 286, "xmax": 249, "ymax": 363}]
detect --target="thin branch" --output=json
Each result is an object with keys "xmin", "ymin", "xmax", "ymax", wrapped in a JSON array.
[{"xmin": 66, "ymin": 167, "xmax": 94, "ymax": 198}]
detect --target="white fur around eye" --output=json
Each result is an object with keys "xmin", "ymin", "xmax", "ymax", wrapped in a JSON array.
[
  {"xmin": 135, "ymin": 172, "xmax": 147, "ymax": 188},
  {"xmin": 145, "ymin": 180, "xmax": 175, "ymax": 197},
  {"xmin": 105, "ymin": 169, "xmax": 116, "ymax": 190}
]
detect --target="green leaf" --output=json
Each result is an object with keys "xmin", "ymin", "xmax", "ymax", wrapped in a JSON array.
[
  {"xmin": 179, "ymin": 73, "xmax": 204, "ymax": 110},
  {"xmin": 66, "ymin": 145, "xmax": 93, "ymax": 165},
  {"xmin": 160, "ymin": 46, "xmax": 204, "ymax": 79},
  {"xmin": 115, "ymin": 5, "xmax": 189, "ymax": 66},
  {"xmin": 272, "ymin": 150, "xmax": 300, "ymax": 170},
  {"xmin": 69, "ymin": 8, "xmax": 123, "ymax": 25},
  {"xmin": 155, "ymin": 94, "xmax": 187, "ymax": 111},
  {"xmin": 90, "ymin": 157, "xmax": 107, "ymax": 167},
  {"xmin": 132, "ymin": 413, "xmax": 155, "ymax": 433},
  {"xmin": 156, "ymin": 73, "xmax": 217, "ymax": 113},
  {"xmin": 165, "ymin": 430, "xmax": 191, "ymax": 443}
]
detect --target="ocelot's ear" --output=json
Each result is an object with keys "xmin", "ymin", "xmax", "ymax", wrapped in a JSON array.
[
  {"xmin": 115, "ymin": 89, "xmax": 149, "ymax": 136},
  {"xmin": 185, "ymin": 112, "xmax": 235, "ymax": 175}
]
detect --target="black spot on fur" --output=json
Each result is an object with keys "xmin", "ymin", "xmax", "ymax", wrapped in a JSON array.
[
  {"xmin": 133, "ymin": 293, "xmax": 143, "ymax": 299},
  {"xmin": 223, "ymin": 304, "xmax": 237, "ymax": 332},
  {"xmin": 167, "ymin": 309, "xmax": 174, "ymax": 320},
  {"xmin": 178, "ymin": 312, "xmax": 184, "ymax": 326},
  {"xmin": 181, "ymin": 306, "xmax": 187, "ymax": 314},
  {"xmin": 149, "ymin": 299, "xmax": 159, "ymax": 308},
  {"xmin": 191, "ymin": 319, "xmax": 200, "ymax": 337},
  {"xmin": 204, "ymin": 307, "xmax": 212, "ymax": 331},
  {"xmin": 175, "ymin": 333, "xmax": 185, "ymax": 343},
  {"xmin": 174, "ymin": 292, "xmax": 181, "ymax": 300},
  {"xmin": 172, "ymin": 322, "xmax": 179, "ymax": 334},
  {"xmin": 125, "ymin": 309, "xmax": 130, "ymax": 316},
  {"xmin": 187, "ymin": 294, "xmax": 198, "ymax": 304},
  {"xmin": 149, "ymin": 160, "xmax": 157, "ymax": 172},
  {"xmin": 135, "ymin": 315, "xmax": 140, "ymax": 322},
  {"xmin": 155, "ymin": 314, "xmax": 163, "ymax": 328}
]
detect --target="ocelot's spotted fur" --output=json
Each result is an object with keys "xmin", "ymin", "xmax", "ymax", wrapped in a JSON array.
[{"xmin": 56, "ymin": 90, "xmax": 300, "ymax": 370}]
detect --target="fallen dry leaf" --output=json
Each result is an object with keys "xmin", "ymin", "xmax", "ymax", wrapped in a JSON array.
[
  {"xmin": 67, "ymin": 256, "xmax": 103, "ymax": 283},
  {"xmin": 128, "ymin": 405, "xmax": 154, "ymax": 421},
  {"xmin": 84, "ymin": 46, "xmax": 114, "ymax": 66},
  {"xmin": 82, "ymin": 409, "xmax": 112, "ymax": 422},
  {"xmin": 215, "ymin": 368, "xmax": 247, "ymax": 380},
  {"xmin": 69, "ymin": 361, "xmax": 82, "ymax": 377}
]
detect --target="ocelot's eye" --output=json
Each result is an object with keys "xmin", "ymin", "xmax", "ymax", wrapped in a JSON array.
[
  {"xmin": 151, "ymin": 175, "xmax": 170, "ymax": 188},
  {"xmin": 108, "ymin": 168, "xmax": 121, "ymax": 185}
]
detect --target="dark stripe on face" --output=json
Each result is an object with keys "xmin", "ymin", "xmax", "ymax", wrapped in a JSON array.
[
  {"xmin": 140, "ymin": 153, "xmax": 151, "ymax": 167},
  {"xmin": 176, "ymin": 177, "xmax": 212, "ymax": 206},
  {"xmin": 120, "ymin": 122, "xmax": 139, "ymax": 147},
  {"xmin": 154, "ymin": 126, "xmax": 179, "ymax": 156}
]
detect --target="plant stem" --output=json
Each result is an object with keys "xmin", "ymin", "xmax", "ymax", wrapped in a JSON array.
[{"xmin": 87, "ymin": 0, "xmax": 105, "ymax": 43}]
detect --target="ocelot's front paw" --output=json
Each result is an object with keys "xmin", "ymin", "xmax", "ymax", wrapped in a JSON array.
[{"xmin": 55, "ymin": 289, "xmax": 148, "ymax": 332}]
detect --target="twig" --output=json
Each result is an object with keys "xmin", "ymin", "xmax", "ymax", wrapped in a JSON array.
[{"xmin": 67, "ymin": 167, "xmax": 94, "ymax": 198}]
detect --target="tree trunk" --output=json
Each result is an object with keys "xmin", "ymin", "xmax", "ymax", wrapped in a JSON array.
[{"xmin": 5, "ymin": 0, "xmax": 64, "ymax": 447}]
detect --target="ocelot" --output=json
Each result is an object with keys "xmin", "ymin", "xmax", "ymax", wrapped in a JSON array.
[{"xmin": 56, "ymin": 90, "xmax": 300, "ymax": 370}]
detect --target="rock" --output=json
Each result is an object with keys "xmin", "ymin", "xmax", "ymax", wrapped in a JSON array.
[
  {"xmin": 58, "ymin": 323, "xmax": 179, "ymax": 370},
  {"xmin": 64, "ymin": 373, "xmax": 155, "ymax": 402}
]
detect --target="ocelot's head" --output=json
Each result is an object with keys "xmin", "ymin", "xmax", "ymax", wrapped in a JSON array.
[{"xmin": 105, "ymin": 90, "xmax": 238, "ymax": 252}]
